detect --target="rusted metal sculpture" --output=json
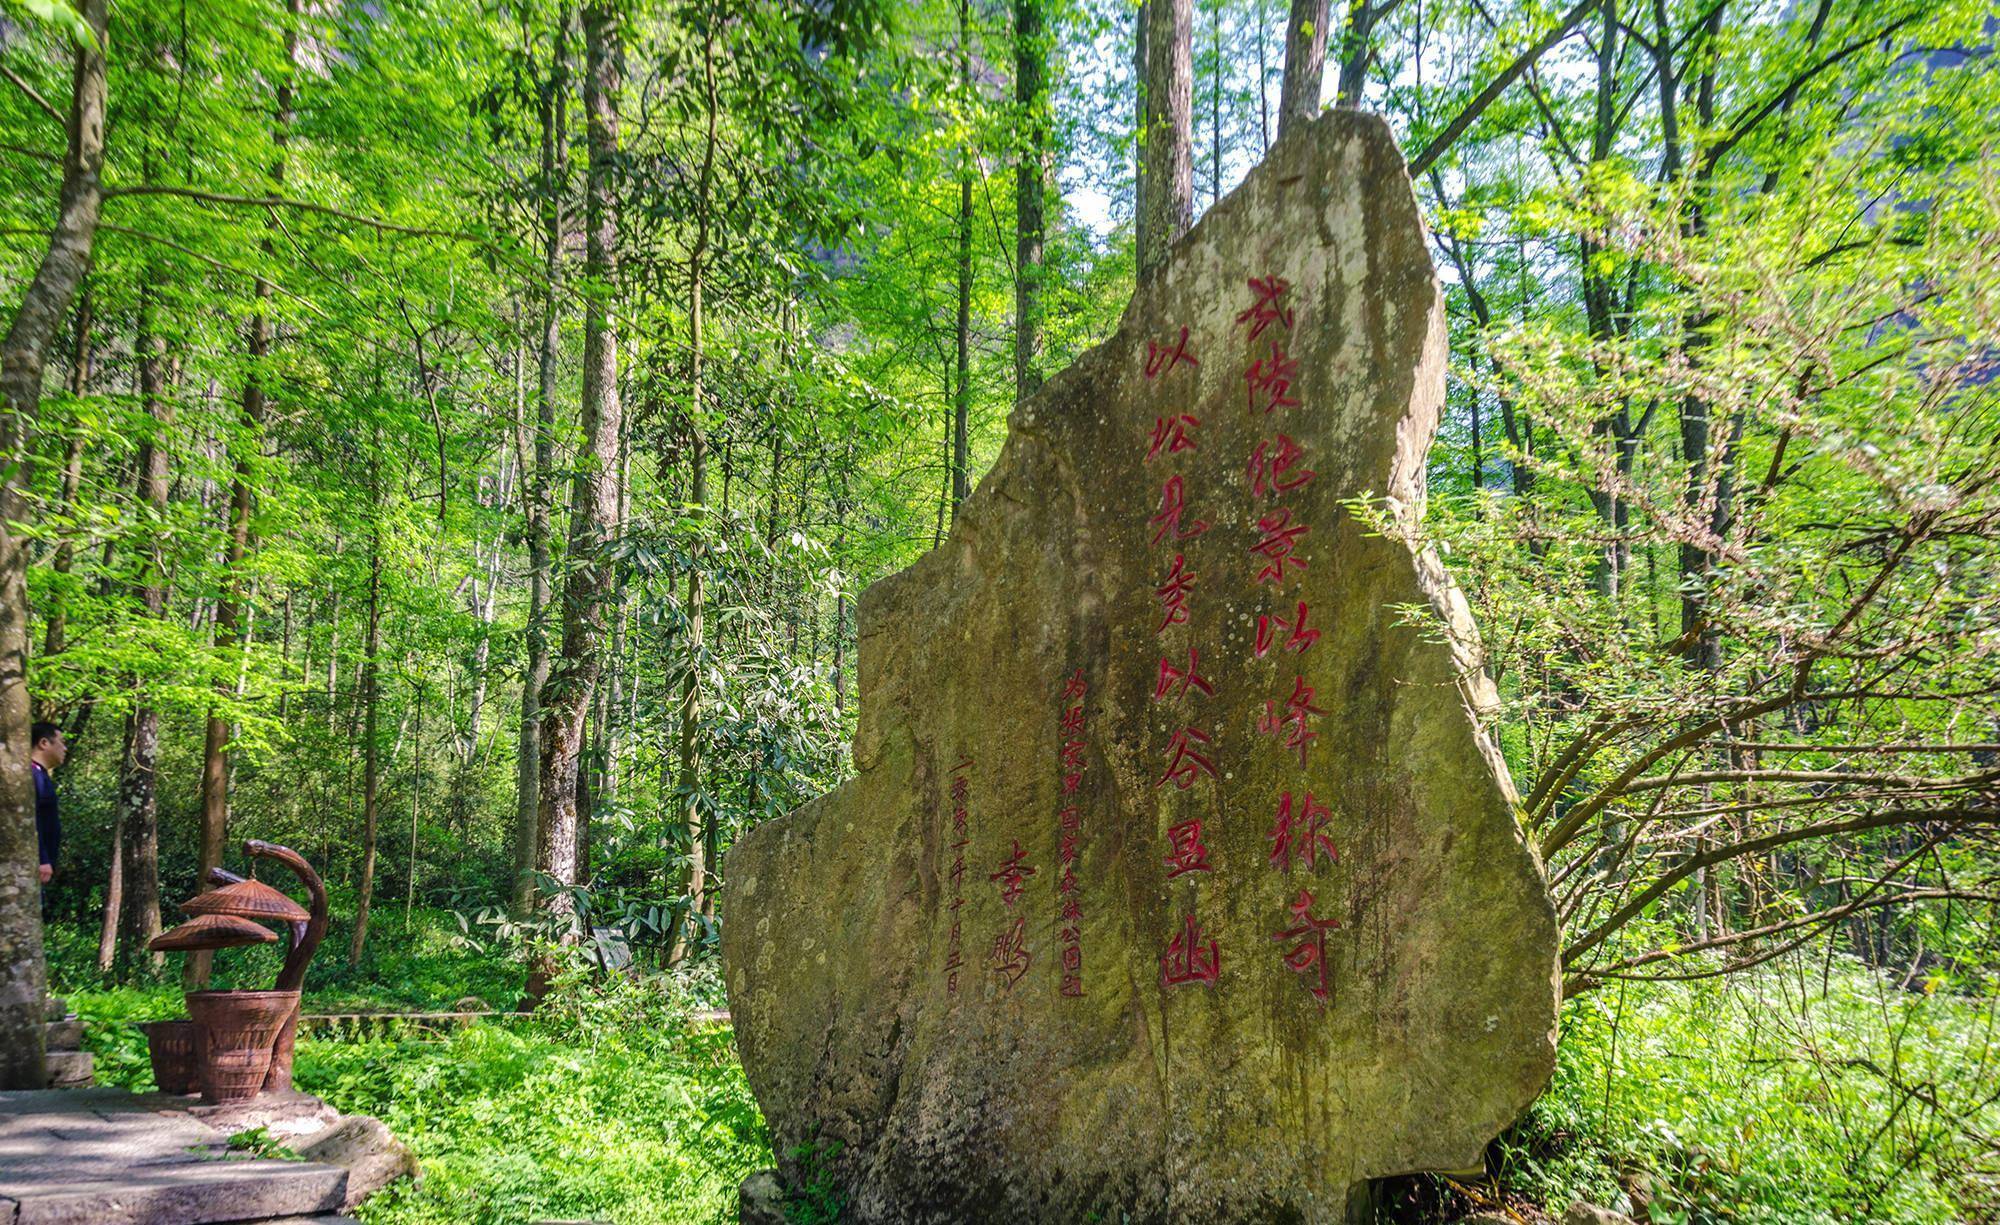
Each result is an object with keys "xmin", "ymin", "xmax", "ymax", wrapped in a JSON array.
[
  {"xmin": 144, "ymin": 841, "xmax": 330, "ymax": 1102},
  {"xmin": 148, "ymin": 913, "xmax": 279, "ymax": 951}
]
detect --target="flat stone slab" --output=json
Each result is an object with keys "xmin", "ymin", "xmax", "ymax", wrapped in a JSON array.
[{"xmin": 0, "ymin": 1090, "xmax": 349, "ymax": 1225}]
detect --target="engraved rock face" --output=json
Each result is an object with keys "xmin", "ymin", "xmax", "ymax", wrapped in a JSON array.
[{"xmin": 722, "ymin": 111, "xmax": 1560, "ymax": 1225}]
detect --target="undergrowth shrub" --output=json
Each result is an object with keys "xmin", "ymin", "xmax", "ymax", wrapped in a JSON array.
[{"xmin": 1497, "ymin": 956, "xmax": 2000, "ymax": 1225}]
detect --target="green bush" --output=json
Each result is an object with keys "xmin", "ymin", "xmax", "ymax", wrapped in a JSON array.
[
  {"xmin": 294, "ymin": 971, "xmax": 768, "ymax": 1225},
  {"xmin": 1497, "ymin": 958, "xmax": 2000, "ymax": 1225}
]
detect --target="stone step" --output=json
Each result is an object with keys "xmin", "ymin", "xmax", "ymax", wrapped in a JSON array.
[
  {"xmin": 45, "ymin": 997, "xmax": 66, "ymax": 1022},
  {"xmin": 44, "ymin": 1050, "xmax": 93, "ymax": 1089},
  {"xmin": 4, "ymin": 1161, "xmax": 349, "ymax": 1225},
  {"xmin": 0, "ymin": 1091, "xmax": 354, "ymax": 1225},
  {"xmin": 45, "ymin": 1017, "xmax": 82, "ymax": 1050}
]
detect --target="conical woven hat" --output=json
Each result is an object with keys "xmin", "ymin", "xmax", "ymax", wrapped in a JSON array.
[
  {"xmin": 149, "ymin": 913, "xmax": 279, "ymax": 952},
  {"xmin": 182, "ymin": 878, "xmax": 311, "ymax": 924}
]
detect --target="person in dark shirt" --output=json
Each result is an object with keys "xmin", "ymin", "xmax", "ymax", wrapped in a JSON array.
[{"xmin": 29, "ymin": 721, "xmax": 65, "ymax": 885}]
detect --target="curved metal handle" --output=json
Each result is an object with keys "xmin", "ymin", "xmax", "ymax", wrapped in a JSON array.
[{"xmin": 240, "ymin": 840, "xmax": 328, "ymax": 995}]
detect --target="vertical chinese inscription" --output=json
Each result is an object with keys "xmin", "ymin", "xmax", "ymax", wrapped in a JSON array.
[
  {"xmin": 1235, "ymin": 274, "xmax": 1346, "ymax": 1005},
  {"xmin": 1055, "ymin": 667, "xmax": 1089, "ymax": 997},
  {"xmin": 1142, "ymin": 324, "xmax": 1223, "ymax": 991},
  {"xmin": 945, "ymin": 756, "xmax": 972, "ymax": 994}
]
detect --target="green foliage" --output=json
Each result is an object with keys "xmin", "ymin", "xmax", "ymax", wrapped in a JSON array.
[
  {"xmin": 783, "ymin": 1135, "xmax": 847, "ymax": 1225},
  {"xmin": 294, "ymin": 975, "xmax": 768, "ymax": 1225},
  {"xmin": 1501, "ymin": 960, "xmax": 2000, "ymax": 1224},
  {"xmin": 9, "ymin": 0, "xmax": 1999, "ymax": 1219},
  {"xmin": 224, "ymin": 1125, "xmax": 306, "ymax": 1162}
]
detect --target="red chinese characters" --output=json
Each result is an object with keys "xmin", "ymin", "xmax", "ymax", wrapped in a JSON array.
[
  {"xmin": 1251, "ymin": 510, "xmax": 1310, "ymax": 585},
  {"xmin": 1156, "ymin": 726, "xmax": 1217, "ymax": 790},
  {"xmin": 1259, "ymin": 674, "xmax": 1325, "ymax": 766},
  {"xmin": 1163, "ymin": 818, "xmax": 1213, "ymax": 878},
  {"xmin": 1255, "ymin": 600, "xmax": 1321, "ymax": 657},
  {"xmin": 1160, "ymin": 913, "xmax": 1221, "ymax": 988},
  {"xmin": 990, "ymin": 839, "xmax": 1037, "ymax": 908},
  {"xmin": 1152, "ymin": 647, "xmax": 1214, "ymax": 701},
  {"xmin": 1144, "ymin": 325, "xmax": 1199, "ymax": 378},
  {"xmin": 1055, "ymin": 666, "xmax": 1089, "ymax": 997},
  {"xmin": 1154, "ymin": 553, "xmax": 1197, "ymax": 633},
  {"xmin": 1267, "ymin": 790, "xmax": 1338, "ymax": 871},
  {"xmin": 1272, "ymin": 888, "xmax": 1340, "ymax": 1003},
  {"xmin": 1149, "ymin": 474, "xmax": 1210, "ymax": 545},
  {"xmin": 1146, "ymin": 414, "xmax": 1200, "ymax": 461},
  {"xmin": 1246, "ymin": 434, "xmax": 1314, "ymax": 499},
  {"xmin": 945, "ymin": 757, "xmax": 972, "ymax": 993},
  {"xmin": 1245, "ymin": 345, "xmax": 1301, "ymax": 414},
  {"xmin": 1235, "ymin": 275, "xmax": 1295, "ymax": 341},
  {"xmin": 991, "ymin": 916, "xmax": 1031, "ymax": 988}
]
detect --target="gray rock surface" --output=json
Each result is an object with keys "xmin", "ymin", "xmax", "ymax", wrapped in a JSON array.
[
  {"xmin": 292, "ymin": 1113, "xmax": 418, "ymax": 1209},
  {"xmin": 42, "ymin": 1050, "xmax": 92, "ymax": 1089},
  {"xmin": 43, "ymin": 1018, "xmax": 81, "ymax": 1050},
  {"xmin": 724, "ymin": 109, "xmax": 1560, "ymax": 1224},
  {"xmin": 737, "ymin": 1168, "xmax": 786, "ymax": 1225}
]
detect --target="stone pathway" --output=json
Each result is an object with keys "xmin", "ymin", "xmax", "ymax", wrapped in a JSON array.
[{"xmin": 0, "ymin": 1090, "xmax": 356, "ymax": 1225}]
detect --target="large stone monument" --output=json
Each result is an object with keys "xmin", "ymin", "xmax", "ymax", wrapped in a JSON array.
[{"xmin": 723, "ymin": 111, "xmax": 1560, "ymax": 1224}]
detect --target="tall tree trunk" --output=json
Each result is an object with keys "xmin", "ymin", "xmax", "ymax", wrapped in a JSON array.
[
  {"xmin": 514, "ymin": 14, "xmax": 568, "ymax": 918},
  {"xmin": 1256, "ymin": 0, "xmax": 1271, "ymax": 151},
  {"xmin": 347, "ymin": 506, "xmax": 383, "ymax": 966},
  {"xmin": 1278, "ymin": 0, "xmax": 1329, "ymax": 136},
  {"xmin": 107, "ymin": 288, "xmax": 171, "ymax": 973},
  {"xmin": 671, "ymin": 21, "xmax": 719, "ymax": 965},
  {"xmin": 1134, "ymin": 0, "xmax": 1150, "ymax": 244},
  {"xmin": 196, "ymin": 0, "xmax": 299, "ymax": 987},
  {"xmin": 403, "ymin": 659, "xmax": 424, "ymax": 926},
  {"xmin": 1580, "ymin": 0, "xmax": 1625, "ymax": 604},
  {"xmin": 1676, "ymin": 2, "xmax": 1727, "ymax": 673},
  {"xmin": 1138, "ymin": 0, "xmax": 1193, "ymax": 281},
  {"xmin": 1333, "ymin": 0, "xmax": 1381, "ymax": 108},
  {"xmin": 41, "ymin": 279, "xmax": 94, "ymax": 661},
  {"xmin": 537, "ymin": 0, "xmax": 624, "ymax": 936},
  {"xmin": 1014, "ymin": 0, "xmax": 1047, "ymax": 403},
  {"xmin": 1208, "ymin": 0, "xmax": 1221, "ymax": 207},
  {"xmin": 951, "ymin": 0, "xmax": 974, "ymax": 518},
  {"xmin": 0, "ymin": 0, "xmax": 107, "ymax": 1090}
]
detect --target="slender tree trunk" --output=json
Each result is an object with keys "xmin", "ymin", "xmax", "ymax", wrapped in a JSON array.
[
  {"xmin": 1256, "ymin": 0, "xmax": 1271, "ymax": 151},
  {"xmin": 196, "ymin": 1, "xmax": 299, "ymax": 988},
  {"xmin": 951, "ymin": 0, "xmax": 974, "ymax": 518},
  {"xmin": 1580, "ymin": 0, "xmax": 1624, "ymax": 604},
  {"xmin": 109, "ymin": 288, "xmax": 171, "ymax": 972},
  {"xmin": 1138, "ymin": 0, "xmax": 1194, "ymax": 281},
  {"xmin": 347, "ymin": 507, "xmax": 383, "ymax": 966},
  {"xmin": 1208, "ymin": 1, "xmax": 1221, "ymax": 207},
  {"xmin": 0, "ymin": 0, "xmax": 107, "ymax": 1090},
  {"xmin": 404, "ymin": 660, "xmax": 424, "ymax": 926},
  {"xmin": 514, "ymin": 14, "xmax": 568, "ymax": 918},
  {"xmin": 671, "ymin": 22, "xmax": 719, "ymax": 965},
  {"xmin": 41, "ymin": 280, "xmax": 94, "ymax": 661},
  {"xmin": 1278, "ymin": 0, "xmax": 1330, "ymax": 136},
  {"xmin": 1014, "ymin": 0, "xmax": 1047, "ymax": 403},
  {"xmin": 1134, "ymin": 0, "xmax": 1150, "ymax": 242},
  {"xmin": 1333, "ymin": 0, "xmax": 1379, "ymax": 108},
  {"xmin": 537, "ymin": 0, "xmax": 624, "ymax": 937},
  {"xmin": 1677, "ymin": 2, "xmax": 1727, "ymax": 673}
]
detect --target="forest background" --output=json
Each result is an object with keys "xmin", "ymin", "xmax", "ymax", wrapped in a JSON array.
[{"xmin": 1, "ymin": 0, "xmax": 1997, "ymax": 1221}]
